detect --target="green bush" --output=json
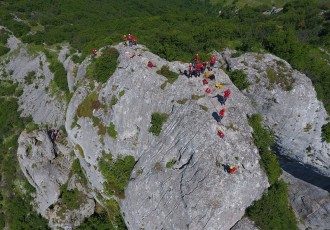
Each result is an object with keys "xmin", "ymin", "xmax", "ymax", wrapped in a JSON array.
[
  {"xmin": 76, "ymin": 92, "xmax": 98, "ymax": 117},
  {"xmin": 71, "ymin": 159, "xmax": 88, "ymax": 185},
  {"xmin": 60, "ymin": 183, "xmax": 86, "ymax": 211},
  {"xmin": 89, "ymin": 48, "xmax": 119, "ymax": 83},
  {"xmin": 0, "ymin": 45, "xmax": 10, "ymax": 56},
  {"xmin": 156, "ymin": 65, "xmax": 179, "ymax": 84},
  {"xmin": 107, "ymin": 122, "xmax": 117, "ymax": 139},
  {"xmin": 166, "ymin": 159, "xmax": 176, "ymax": 168},
  {"xmin": 99, "ymin": 153, "xmax": 135, "ymax": 199},
  {"xmin": 149, "ymin": 112, "xmax": 169, "ymax": 136},
  {"xmin": 0, "ymin": 80, "xmax": 18, "ymax": 96},
  {"xmin": 227, "ymin": 69, "xmax": 250, "ymax": 90},
  {"xmin": 321, "ymin": 122, "xmax": 330, "ymax": 143},
  {"xmin": 247, "ymin": 180, "xmax": 298, "ymax": 230},
  {"xmin": 49, "ymin": 61, "xmax": 69, "ymax": 93},
  {"xmin": 248, "ymin": 114, "xmax": 281, "ymax": 185}
]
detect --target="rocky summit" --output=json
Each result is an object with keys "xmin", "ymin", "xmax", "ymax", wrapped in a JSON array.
[{"xmin": 1, "ymin": 35, "xmax": 329, "ymax": 229}]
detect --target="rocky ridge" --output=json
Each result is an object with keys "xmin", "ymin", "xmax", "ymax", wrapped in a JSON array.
[{"xmin": 1, "ymin": 32, "xmax": 329, "ymax": 229}]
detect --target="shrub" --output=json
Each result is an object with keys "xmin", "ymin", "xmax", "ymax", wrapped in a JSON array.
[
  {"xmin": 0, "ymin": 45, "xmax": 10, "ymax": 56},
  {"xmin": 76, "ymin": 92, "xmax": 98, "ymax": 117},
  {"xmin": 321, "ymin": 122, "xmax": 330, "ymax": 143},
  {"xmin": 166, "ymin": 159, "xmax": 176, "ymax": 168},
  {"xmin": 24, "ymin": 71, "xmax": 35, "ymax": 85},
  {"xmin": 60, "ymin": 183, "xmax": 87, "ymax": 211},
  {"xmin": 107, "ymin": 122, "xmax": 117, "ymax": 139},
  {"xmin": 149, "ymin": 112, "xmax": 168, "ymax": 136},
  {"xmin": 110, "ymin": 95, "xmax": 118, "ymax": 109},
  {"xmin": 90, "ymin": 48, "xmax": 119, "ymax": 83},
  {"xmin": 177, "ymin": 99, "xmax": 188, "ymax": 104},
  {"xmin": 248, "ymin": 114, "xmax": 281, "ymax": 185},
  {"xmin": 0, "ymin": 80, "xmax": 18, "ymax": 96},
  {"xmin": 156, "ymin": 65, "xmax": 179, "ymax": 84},
  {"xmin": 227, "ymin": 69, "xmax": 250, "ymax": 90},
  {"xmin": 247, "ymin": 180, "xmax": 298, "ymax": 230},
  {"xmin": 119, "ymin": 90, "xmax": 125, "ymax": 97},
  {"xmin": 49, "ymin": 61, "xmax": 69, "ymax": 93},
  {"xmin": 99, "ymin": 153, "xmax": 135, "ymax": 199}
]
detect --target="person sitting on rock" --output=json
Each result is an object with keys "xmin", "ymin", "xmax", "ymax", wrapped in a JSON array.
[
  {"xmin": 217, "ymin": 129, "xmax": 225, "ymax": 138},
  {"xmin": 195, "ymin": 53, "xmax": 200, "ymax": 64},
  {"xmin": 219, "ymin": 108, "xmax": 226, "ymax": 120},
  {"xmin": 147, "ymin": 61, "xmax": 154, "ymax": 68}
]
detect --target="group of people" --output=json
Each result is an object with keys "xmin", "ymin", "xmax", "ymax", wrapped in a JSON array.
[
  {"xmin": 180, "ymin": 53, "xmax": 218, "ymax": 79},
  {"xmin": 48, "ymin": 129, "xmax": 61, "ymax": 143},
  {"xmin": 122, "ymin": 34, "xmax": 137, "ymax": 47}
]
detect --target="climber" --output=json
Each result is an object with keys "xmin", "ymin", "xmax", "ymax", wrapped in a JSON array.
[
  {"xmin": 219, "ymin": 108, "xmax": 226, "ymax": 121},
  {"xmin": 188, "ymin": 63, "xmax": 193, "ymax": 78},
  {"xmin": 217, "ymin": 129, "xmax": 225, "ymax": 138},
  {"xmin": 202, "ymin": 79, "xmax": 208, "ymax": 85},
  {"xmin": 91, "ymin": 49, "xmax": 97, "ymax": 57},
  {"xmin": 210, "ymin": 55, "xmax": 216, "ymax": 68},
  {"xmin": 215, "ymin": 83, "xmax": 224, "ymax": 89},
  {"xmin": 205, "ymin": 88, "xmax": 211, "ymax": 94},
  {"xmin": 202, "ymin": 61, "xmax": 207, "ymax": 73},
  {"xmin": 47, "ymin": 129, "xmax": 60, "ymax": 143},
  {"xmin": 195, "ymin": 62, "xmax": 203, "ymax": 77},
  {"xmin": 132, "ymin": 35, "xmax": 137, "ymax": 45},
  {"xmin": 195, "ymin": 53, "xmax": 200, "ymax": 64},
  {"xmin": 213, "ymin": 94, "xmax": 226, "ymax": 105},
  {"xmin": 224, "ymin": 89, "xmax": 231, "ymax": 104},
  {"xmin": 229, "ymin": 166, "xmax": 237, "ymax": 174},
  {"xmin": 128, "ymin": 34, "xmax": 133, "ymax": 46},
  {"xmin": 147, "ymin": 61, "xmax": 155, "ymax": 68},
  {"xmin": 122, "ymin": 35, "xmax": 127, "ymax": 46}
]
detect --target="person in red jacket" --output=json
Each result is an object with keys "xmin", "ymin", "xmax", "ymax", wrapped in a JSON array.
[
  {"xmin": 217, "ymin": 129, "xmax": 224, "ymax": 138},
  {"xmin": 91, "ymin": 49, "xmax": 97, "ymax": 57},
  {"xmin": 188, "ymin": 63, "xmax": 193, "ymax": 78},
  {"xmin": 202, "ymin": 79, "xmax": 208, "ymax": 85},
  {"xmin": 224, "ymin": 89, "xmax": 231, "ymax": 99},
  {"xmin": 229, "ymin": 166, "xmax": 237, "ymax": 174},
  {"xmin": 147, "ymin": 61, "xmax": 154, "ymax": 68},
  {"xmin": 202, "ymin": 61, "xmax": 207, "ymax": 73},
  {"xmin": 210, "ymin": 55, "xmax": 216, "ymax": 68},
  {"xmin": 219, "ymin": 108, "xmax": 226, "ymax": 122},
  {"xmin": 132, "ymin": 36, "xmax": 137, "ymax": 45},
  {"xmin": 128, "ymin": 34, "xmax": 133, "ymax": 47},
  {"xmin": 195, "ymin": 63, "xmax": 203, "ymax": 77},
  {"xmin": 195, "ymin": 53, "xmax": 200, "ymax": 64}
]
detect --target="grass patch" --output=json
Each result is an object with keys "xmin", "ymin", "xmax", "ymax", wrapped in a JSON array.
[
  {"xmin": 266, "ymin": 66, "xmax": 294, "ymax": 91},
  {"xmin": 76, "ymin": 92, "xmax": 99, "ymax": 117},
  {"xmin": 321, "ymin": 122, "xmax": 330, "ymax": 143},
  {"xmin": 99, "ymin": 152, "xmax": 135, "ymax": 199},
  {"xmin": 24, "ymin": 71, "xmax": 35, "ymax": 85},
  {"xmin": 166, "ymin": 159, "xmax": 176, "ymax": 168},
  {"xmin": 70, "ymin": 159, "xmax": 88, "ymax": 185},
  {"xmin": 248, "ymin": 114, "xmax": 281, "ymax": 185},
  {"xmin": 177, "ymin": 99, "xmax": 188, "ymax": 104},
  {"xmin": 107, "ymin": 122, "xmax": 117, "ymax": 139},
  {"xmin": 227, "ymin": 69, "xmax": 250, "ymax": 90},
  {"xmin": 87, "ymin": 47, "xmax": 119, "ymax": 83},
  {"xmin": 199, "ymin": 105, "xmax": 208, "ymax": 112},
  {"xmin": 119, "ymin": 90, "xmax": 125, "ymax": 97},
  {"xmin": 156, "ymin": 65, "xmax": 179, "ymax": 84},
  {"xmin": 76, "ymin": 144, "xmax": 84, "ymax": 158},
  {"xmin": 60, "ymin": 183, "xmax": 87, "ymax": 211},
  {"xmin": 191, "ymin": 95, "xmax": 204, "ymax": 100},
  {"xmin": 110, "ymin": 95, "xmax": 118, "ymax": 109},
  {"xmin": 247, "ymin": 180, "xmax": 298, "ymax": 230},
  {"xmin": 25, "ymin": 122, "xmax": 39, "ymax": 133},
  {"xmin": 0, "ymin": 45, "xmax": 10, "ymax": 56},
  {"xmin": 149, "ymin": 112, "xmax": 168, "ymax": 136},
  {"xmin": 98, "ymin": 122, "xmax": 106, "ymax": 136},
  {"xmin": 304, "ymin": 123, "xmax": 312, "ymax": 132},
  {"xmin": 160, "ymin": 81, "xmax": 167, "ymax": 90},
  {"xmin": 0, "ymin": 80, "xmax": 19, "ymax": 96}
]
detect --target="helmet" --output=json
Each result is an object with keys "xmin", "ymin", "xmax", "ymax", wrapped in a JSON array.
[
  {"xmin": 230, "ymin": 166, "xmax": 234, "ymax": 169},
  {"xmin": 189, "ymin": 63, "xmax": 192, "ymax": 66},
  {"xmin": 124, "ymin": 35, "xmax": 126, "ymax": 37},
  {"xmin": 196, "ymin": 53, "xmax": 199, "ymax": 56}
]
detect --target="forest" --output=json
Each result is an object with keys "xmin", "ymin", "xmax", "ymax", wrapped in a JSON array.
[{"xmin": 0, "ymin": 0, "xmax": 329, "ymax": 229}]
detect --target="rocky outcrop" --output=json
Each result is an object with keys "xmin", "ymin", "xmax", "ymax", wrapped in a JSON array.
[
  {"xmin": 65, "ymin": 44, "xmax": 268, "ymax": 229},
  {"xmin": 230, "ymin": 53, "xmax": 330, "ymax": 177}
]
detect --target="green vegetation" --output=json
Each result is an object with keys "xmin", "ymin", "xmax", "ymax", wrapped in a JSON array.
[
  {"xmin": 87, "ymin": 48, "xmax": 119, "ymax": 83},
  {"xmin": 166, "ymin": 159, "xmax": 177, "ymax": 168},
  {"xmin": 70, "ymin": 159, "xmax": 88, "ymax": 185},
  {"xmin": 304, "ymin": 123, "xmax": 312, "ymax": 132},
  {"xmin": 149, "ymin": 112, "xmax": 169, "ymax": 136},
  {"xmin": 177, "ymin": 99, "xmax": 188, "ymax": 104},
  {"xmin": 199, "ymin": 105, "xmax": 208, "ymax": 112},
  {"xmin": 99, "ymin": 153, "xmax": 135, "ymax": 199},
  {"xmin": 107, "ymin": 122, "xmax": 118, "ymax": 139},
  {"xmin": 24, "ymin": 71, "xmax": 35, "ymax": 85},
  {"xmin": 76, "ymin": 92, "xmax": 99, "ymax": 117},
  {"xmin": 0, "ymin": 46, "xmax": 10, "ymax": 56},
  {"xmin": 60, "ymin": 183, "xmax": 87, "ymax": 211},
  {"xmin": 321, "ymin": 122, "xmax": 330, "ymax": 143},
  {"xmin": 247, "ymin": 114, "xmax": 297, "ymax": 229},
  {"xmin": 156, "ymin": 65, "xmax": 179, "ymax": 84},
  {"xmin": 191, "ymin": 95, "xmax": 204, "ymax": 100},
  {"xmin": 119, "ymin": 90, "xmax": 125, "ymax": 97},
  {"xmin": 247, "ymin": 180, "xmax": 297, "ymax": 230},
  {"xmin": 227, "ymin": 69, "xmax": 250, "ymax": 90},
  {"xmin": 248, "ymin": 114, "xmax": 281, "ymax": 185},
  {"xmin": 154, "ymin": 162, "xmax": 162, "ymax": 172},
  {"xmin": 265, "ymin": 66, "xmax": 294, "ymax": 91},
  {"xmin": 110, "ymin": 95, "xmax": 118, "ymax": 109},
  {"xmin": 0, "ymin": 80, "xmax": 21, "ymax": 96},
  {"xmin": 0, "ymin": 85, "xmax": 49, "ymax": 228},
  {"xmin": 160, "ymin": 81, "xmax": 167, "ymax": 90}
]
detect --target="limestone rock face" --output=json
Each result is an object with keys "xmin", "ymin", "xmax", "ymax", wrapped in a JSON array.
[
  {"xmin": 65, "ymin": 44, "xmax": 268, "ymax": 229},
  {"xmin": 231, "ymin": 53, "xmax": 330, "ymax": 177}
]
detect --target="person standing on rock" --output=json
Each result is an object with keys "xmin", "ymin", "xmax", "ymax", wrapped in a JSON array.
[
  {"xmin": 223, "ymin": 89, "xmax": 231, "ymax": 103},
  {"xmin": 195, "ymin": 53, "xmax": 200, "ymax": 64},
  {"xmin": 122, "ymin": 35, "xmax": 127, "ymax": 46},
  {"xmin": 210, "ymin": 55, "xmax": 216, "ymax": 68},
  {"xmin": 128, "ymin": 34, "xmax": 133, "ymax": 47},
  {"xmin": 196, "ymin": 62, "xmax": 203, "ymax": 77}
]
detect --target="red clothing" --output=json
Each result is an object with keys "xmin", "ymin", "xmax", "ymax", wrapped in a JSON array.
[
  {"xmin": 92, "ymin": 49, "xmax": 97, "ymax": 55},
  {"xmin": 196, "ymin": 63, "xmax": 203, "ymax": 71},
  {"xmin": 202, "ymin": 79, "xmax": 208, "ymax": 85},
  {"xmin": 219, "ymin": 109, "xmax": 225, "ymax": 117},
  {"xmin": 128, "ymin": 34, "xmax": 133, "ymax": 41},
  {"xmin": 202, "ymin": 61, "xmax": 207, "ymax": 67},
  {"xmin": 229, "ymin": 167, "xmax": 237, "ymax": 174},
  {"xmin": 217, "ymin": 130, "xmax": 224, "ymax": 138},
  {"xmin": 195, "ymin": 54, "xmax": 200, "ymax": 63},
  {"xmin": 224, "ymin": 89, "xmax": 231, "ymax": 99},
  {"xmin": 210, "ymin": 56, "xmax": 216, "ymax": 64},
  {"xmin": 123, "ymin": 36, "xmax": 127, "ymax": 41},
  {"xmin": 188, "ymin": 65, "xmax": 193, "ymax": 72},
  {"xmin": 147, "ymin": 61, "xmax": 153, "ymax": 68},
  {"xmin": 205, "ymin": 88, "xmax": 211, "ymax": 93}
]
